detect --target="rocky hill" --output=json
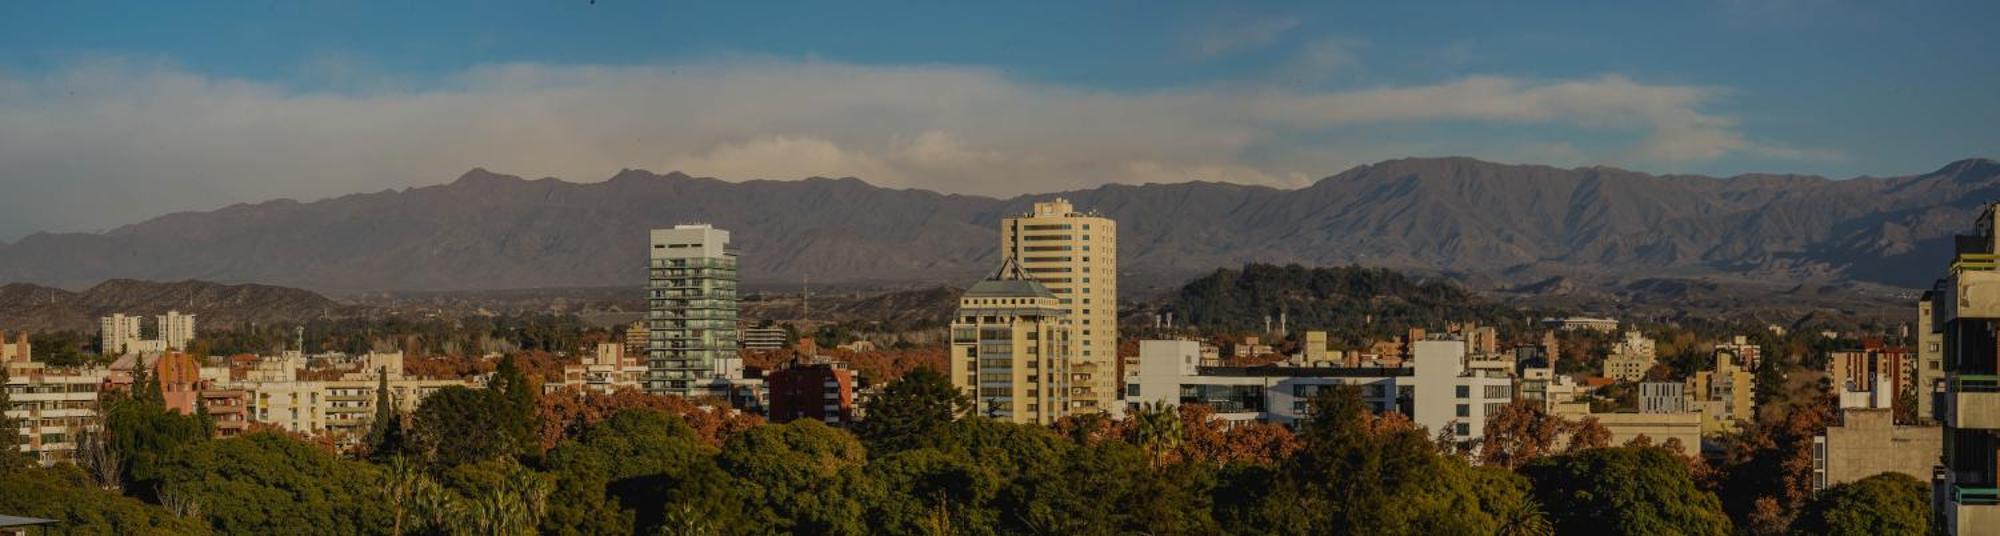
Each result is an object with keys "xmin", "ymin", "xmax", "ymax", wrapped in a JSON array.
[
  {"xmin": 0, "ymin": 157, "xmax": 1994, "ymax": 293},
  {"xmin": 0, "ymin": 280, "xmax": 358, "ymax": 333}
]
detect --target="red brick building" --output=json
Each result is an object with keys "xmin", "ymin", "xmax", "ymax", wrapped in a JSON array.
[{"xmin": 766, "ymin": 360, "xmax": 858, "ymax": 426}]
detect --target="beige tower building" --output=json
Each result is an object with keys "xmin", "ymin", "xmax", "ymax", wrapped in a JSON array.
[
  {"xmin": 1000, "ymin": 199, "xmax": 1117, "ymax": 416},
  {"xmin": 950, "ymin": 260, "xmax": 1074, "ymax": 424}
]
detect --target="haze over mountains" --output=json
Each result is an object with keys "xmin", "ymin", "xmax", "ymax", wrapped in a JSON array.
[{"xmin": 0, "ymin": 157, "xmax": 1993, "ymax": 294}]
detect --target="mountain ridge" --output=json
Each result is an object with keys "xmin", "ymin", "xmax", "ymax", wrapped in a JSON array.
[{"xmin": 0, "ymin": 156, "xmax": 1993, "ymax": 293}]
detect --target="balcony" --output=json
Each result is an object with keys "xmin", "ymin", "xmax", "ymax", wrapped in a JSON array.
[
  {"xmin": 1943, "ymin": 266, "xmax": 2000, "ymax": 322},
  {"xmin": 1950, "ymin": 486, "xmax": 2000, "ymax": 535},
  {"xmin": 1949, "ymin": 375, "xmax": 2000, "ymax": 430}
]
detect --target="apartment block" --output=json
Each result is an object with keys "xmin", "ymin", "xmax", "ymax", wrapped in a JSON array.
[
  {"xmin": 233, "ymin": 352, "xmax": 470, "ymax": 445},
  {"xmin": 1124, "ymin": 340, "xmax": 1405, "ymax": 426},
  {"xmin": 646, "ymin": 225, "xmax": 741, "ymax": 398},
  {"xmin": 1639, "ymin": 381, "xmax": 1688, "ymax": 414},
  {"xmin": 766, "ymin": 359, "xmax": 858, "ymax": 426},
  {"xmin": 1412, "ymin": 340, "xmax": 1513, "ymax": 442},
  {"xmin": 1927, "ymin": 201, "xmax": 2000, "ymax": 534},
  {"xmin": 1687, "ymin": 350, "xmax": 1755, "ymax": 434},
  {"xmin": 1919, "ymin": 293, "xmax": 1947, "ymax": 422},
  {"xmin": 1812, "ymin": 408, "xmax": 1940, "ymax": 492},
  {"xmin": 1601, "ymin": 330, "xmax": 1658, "ymax": 382},
  {"xmin": 99, "ymin": 314, "xmax": 142, "ymax": 356},
  {"xmin": 741, "ymin": 327, "xmax": 788, "ymax": 352},
  {"xmin": 543, "ymin": 342, "xmax": 647, "ymax": 395},
  {"xmin": 1000, "ymin": 199, "xmax": 1117, "ymax": 416},
  {"xmin": 950, "ymin": 259, "xmax": 1074, "ymax": 425},
  {"xmin": 158, "ymin": 311, "xmax": 196, "ymax": 351},
  {"xmin": 3, "ymin": 344, "xmax": 110, "ymax": 465}
]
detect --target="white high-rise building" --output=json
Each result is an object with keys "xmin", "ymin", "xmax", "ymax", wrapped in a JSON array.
[
  {"xmin": 99, "ymin": 314, "xmax": 143, "ymax": 356},
  {"xmin": 999, "ymin": 199, "xmax": 1118, "ymax": 416},
  {"xmin": 646, "ymin": 225, "xmax": 740, "ymax": 398},
  {"xmin": 159, "ymin": 310, "xmax": 196, "ymax": 351}
]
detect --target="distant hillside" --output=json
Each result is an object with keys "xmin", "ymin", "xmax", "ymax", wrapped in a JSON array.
[
  {"xmin": 0, "ymin": 157, "xmax": 1994, "ymax": 292},
  {"xmin": 1158, "ymin": 263, "xmax": 1535, "ymax": 342},
  {"xmin": 0, "ymin": 280, "xmax": 358, "ymax": 333}
]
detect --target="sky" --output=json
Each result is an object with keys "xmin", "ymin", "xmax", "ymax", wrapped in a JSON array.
[{"xmin": 0, "ymin": 1, "xmax": 1996, "ymax": 240}]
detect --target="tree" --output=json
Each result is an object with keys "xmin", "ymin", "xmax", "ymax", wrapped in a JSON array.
[
  {"xmin": 408, "ymin": 380, "xmax": 537, "ymax": 466},
  {"xmin": 146, "ymin": 432, "xmax": 392, "ymax": 534},
  {"xmin": 0, "ymin": 464, "xmax": 208, "ymax": 535},
  {"xmin": 856, "ymin": 367, "xmax": 968, "ymax": 453},
  {"xmin": 717, "ymin": 420, "xmax": 871, "ymax": 535},
  {"xmin": 101, "ymin": 392, "xmax": 209, "ymax": 494},
  {"xmin": 541, "ymin": 410, "xmax": 741, "ymax": 535},
  {"xmin": 1789, "ymin": 472, "xmax": 1929, "ymax": 536},
  {"xmin": 0, "ymin": 364, "xmax": 26, "ymax": 470},
  {"xmin": 1130, "ymin": 402, "xmax": 1184, "ymax": 465},
  {"xmin": 536, "ymin": 387, "xmax": 761, "ymax": 451},
  {"xmin": 364, "ymin": 368, "xmax": 406, "ymax": 460},
  {"xmin": 1522, "ymin": 446, "xmax": 1733, "ymax": 536}
]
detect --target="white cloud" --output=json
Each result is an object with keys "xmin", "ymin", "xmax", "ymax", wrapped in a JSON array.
[
  {"xmin": 0, "ymin": 55, "xmax": 1820, "ymax": 239},
  {"xmin": 1190, "ymin": 16, "xmax": 1303, "ymax": 58}
]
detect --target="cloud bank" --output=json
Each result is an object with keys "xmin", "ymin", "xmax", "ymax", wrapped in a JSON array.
[{"xmin": 0, "ymin": 55, "xmax": 1815, "ymax": 240}]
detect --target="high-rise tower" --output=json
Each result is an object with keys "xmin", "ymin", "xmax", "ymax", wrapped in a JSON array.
[
  {"xmin": 646, "ymin": 225, "xmax": 740, "ymax": 398},
  {"xmin": 999, "ymin": 199, "xmax": 1116, "ymax": 416},
  {"xmin": 949, "ymin": 259, "xmax": 1073, "ymax": 424},
  {"xmin": 1932, "ymin": 202, "xmax": 2000, "ymax": 534}
]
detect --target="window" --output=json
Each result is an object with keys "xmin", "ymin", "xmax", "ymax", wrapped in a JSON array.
[
  {"xmin": 1455, "ymin": 423, "xmax": 1470, "ymax": 436},
  {"xmin": 1456, "ymin": 404, "xmax": 1470, "ymax": 417},
  {"xmin": 1127, "ymin": 384, "xmax": 1141, "ymax": 396},
  {"xmin": 1483, "ymin": 385, "xmax": 1512, "ymax": 399},
  {"xmin": 1455, "ymin": 386, "xmax": 1470, "ymax": 399}
]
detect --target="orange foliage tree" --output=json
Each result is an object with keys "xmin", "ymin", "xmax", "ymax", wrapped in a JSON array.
[{"xmin": 535, "ymin": 387, "xmax": 763, "ymax": 451}]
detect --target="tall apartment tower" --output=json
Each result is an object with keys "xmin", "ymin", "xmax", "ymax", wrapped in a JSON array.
[
  {"xmin": 158, "ymin": 310, "xmax": 197, "ymax": 351},
  {"xmin": 99, "ymin": 314, "xmax": 143, "ymax": 356},
  {"xmin": 1919, "ymin": 293, "xmax": 1946, "ymax": 422},
  {"xmin": 1932, "ymin": 202, "xmax": 2000, "ymax": 534},
  {"xmin": 646, "ymin": 225, "xmax": 740, "ymax": 398},
  {"xmin": 999, "ymin": 199, "xmax": 1116, "ymax": 416},
  {"xmin": 949, "ymin": 259, "xmax": 1074, "ymax": 425}
]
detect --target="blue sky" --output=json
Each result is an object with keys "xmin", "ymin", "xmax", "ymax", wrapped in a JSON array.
[{"xmin": 0, "ymin": 1, "xmax": 1995, "ymax": 239}]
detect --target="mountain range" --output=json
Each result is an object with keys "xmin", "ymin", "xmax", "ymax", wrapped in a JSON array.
[
  {"xmin": 0, "ymin": 280, "xmax": 356, "ymax": 333},
  {"xmin": 0, "ymin": 157, "xmax": 1994, "ymax": 294}
]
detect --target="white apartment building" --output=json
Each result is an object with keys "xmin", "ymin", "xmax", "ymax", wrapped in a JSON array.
[
  {"xmin": 4, "ymin": 341, "xmax": 113, "ymax": 466},
  {"xmin": 99, "ymin": 314, "xmax": 143, "ymax": 356},
  {"xmin": 229, "ymin": 352, "xmax": 472, "ymax": 445},
  {"xmin": 646, "ymin": 225, "xmax": 741, "ymax": 398},
  {"xmin": 1411, "ymin": 339, "xmax": 1513, "ymax": 442},
  {"xmin": 158, "ymin": 311, "xmax": 196, "ymax": 351},
  {"xmin": 1124, "ymin": 340, "xmax": 1403, "ymax": 426}
]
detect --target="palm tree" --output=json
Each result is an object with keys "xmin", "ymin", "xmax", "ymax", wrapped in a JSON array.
[{"xmin": 1132, "ymin": 402, "xmax": 1184, "ymax": 465}]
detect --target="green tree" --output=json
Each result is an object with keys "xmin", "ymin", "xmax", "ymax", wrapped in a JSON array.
[
  {"xmin": 541, "ymin": 409, "xmax": 741, "ymax": 536},
  {"xmin": 101, "ymin": 393, "xmax": 209, "ymax": 493},
  {"xmin": 1223, "ymin": 386, "xmax": 1503, "ymax": 535},
  {"xmin": 717, "ymin": 419, "xmax": 871, "ymax": 535},
  {"xmin": 857, "ymin": 367, "xmax": 968, "ymax": 453},
  {"xmin": 1523, "ymin": 446, "xmax": 1733, "ymax": 536},
  {"xmin": 0, "ymin": 364, "xmax": 26, "ymax": 469},
  {"xmin": 1789, "ymin": 472, "xmax": 1929, "ymax": 536},
  {"xmin": 146, "ymin": 432, "xmax": 392, "ymax": 534},
  {"xmin": 1130, "ymin": 401, "xmax": 1184, "ymax": 465},
  {"xmin": 408, "ymin": 383, "xmax": 533, "ymax": 467},
  {"xmin": 0, "ymin": 464, "xmax": 208, "ymax": 535},
  {"xmin": 365, "ymin": 369, "xmax": 407, "ymax": 460}
]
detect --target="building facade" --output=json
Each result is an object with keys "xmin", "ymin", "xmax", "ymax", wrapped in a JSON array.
[
  {"xmin": 999, "ymin": 199, "xmax": 1117, "ymax": 416},
  {"xmin": 543, "ymin": 343, "xmax": 647, "ymax": 394},
  {"xmin": 1687, "ymin": 351, "xmax": 1755, "ymax": 434},
  {"xmin": 158, "ymin": 311, "xmax": 196, "ymax": 351},
  {"xmin": 3, "ymin": 346, "xmax": 110, "ymax": 465},
  {"xmin": 1919, "ymin": 293, "xmax": 1946, "ymax": 422},
  {"xmin": 1812, "ymin": 408, "xmax": 1941, "ymax": 492},
  {"xmin": 99, "ymin": 314, "xmax": 142, "ymax": 356},
  {"xmin": 766, "ymin": 360, "xmax": 858, "ymax": 426},
  {"xmin": 1639, "ymin": 381, "xmax": 1687, "ymax": 414},
  {"xmin": 740, "ymin": 327, "xmax": 788, "ymax": 353},
  {"xmin": 1124, "ymin": 339, "xmax": 1406, "ymax": 425},
  {"xmin": 646, "ymin": 225, "xmax": 741, "ymax": 398},
  {"xmin": 1929, "ymin": 201, "xmax": 2000, "ymax": 534},
  {"xmin": 950, "ymin": 259, "xmax": 1074, "ymax": 425},
  {"xmin": 1601, "ymin": 330, "xmax": 1658, "ymax": 382}
]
